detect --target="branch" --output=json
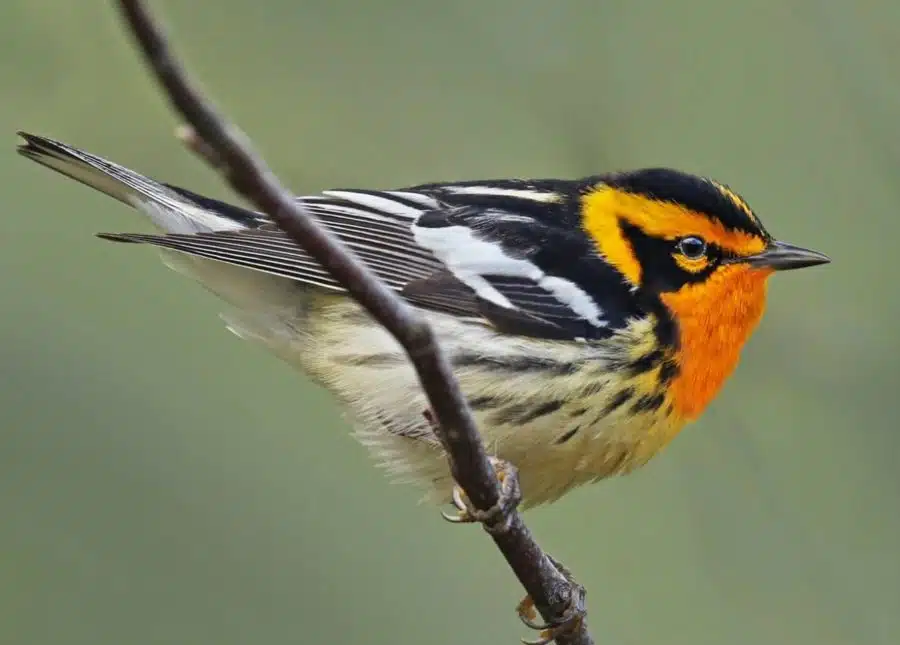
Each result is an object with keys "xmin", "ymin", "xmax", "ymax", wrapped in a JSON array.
[{"xmin": 115, "ymin": 2, "xmax": 593, "ymax": 643}]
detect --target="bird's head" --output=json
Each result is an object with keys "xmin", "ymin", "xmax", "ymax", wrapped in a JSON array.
[
  {"xmin": 580, "ymin": 168, "xmax": 829, "ymax": 419},
  {"xmin": 582, "ymin": 168, "xmax": 829, "ymax": 297}
]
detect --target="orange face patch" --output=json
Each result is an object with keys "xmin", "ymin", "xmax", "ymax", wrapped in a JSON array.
[
  {"xmin": 660, "ymin": 263, "xmax": 772, "ymax": 419},
  {"xmin": 581, "ymin": 185, "xmax": 768, "ymax": 286}
]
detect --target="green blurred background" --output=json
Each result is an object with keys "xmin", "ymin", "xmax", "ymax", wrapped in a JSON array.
[{"xmin": 2, "ymin": 1, "xmax": 898, "ymax": 643}]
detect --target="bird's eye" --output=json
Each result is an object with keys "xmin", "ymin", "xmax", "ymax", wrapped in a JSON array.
[{"xmin": 676, "ymin": 236, "xmax": 707, "ymax": 260}]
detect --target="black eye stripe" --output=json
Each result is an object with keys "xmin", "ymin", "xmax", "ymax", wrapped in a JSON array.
[{"xmin": 620, "ymin": 222, "xmax": 705, "ymax": 291}]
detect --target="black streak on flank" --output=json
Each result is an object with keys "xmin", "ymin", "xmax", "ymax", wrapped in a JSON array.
[
  {"xmin": 631, "ymin": 393, "xmax": 666, "ymax": 414},
  {"xmin": 338, "ymin": 353, "xmax": 401, "ymax": 367},
  {"xmin": 555, "ymin": 426, "xmax": 580, "ymax": 445},
  {"xmin": 452, "ymin": 353, "xmax": 579, "ymax": 375},
  {"xmin": 488, "ymin": 400, "xmax": 565, "ymax": 426},
  {"xmin": 658, "ymin": 359, "xmax": 680, "ymax": 384},
  {"xmin": 602, "ymin": 388, "xmax": 634, "ymax": 416},
  {"xmin": 488, "ymin": 405, "xmax": 529, "ymax": 427},
  {"xmin": 627, "ymin": 347, "xmax": 666, "ymax": 375},
  {"xmin": 517, "ymin": 400, "xmax": 565, "ymax": 424},
  {"xmin": 570, "ymin": 407, "xmax": 588, "ymax": 418},
  {"xmin": 467, "ymin": 396, "xmax": 498, "ymax": 410},
  {"xmin": 580, "ymin": 380, "xmax": 607, "ymax": 397}
]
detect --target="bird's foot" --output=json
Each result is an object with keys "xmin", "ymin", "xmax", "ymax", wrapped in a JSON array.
[
  {"xmin": 516, "ymin": 555, "xmax": 586, "ymax": 644},
  {"xmin": 441, "ymin": 456, "xmax": 522, "ymax": 534}
]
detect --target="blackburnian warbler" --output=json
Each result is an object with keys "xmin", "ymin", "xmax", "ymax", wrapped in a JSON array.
[{"xmin": 17, "ymin": 133, "xmax": 829, "ymax": 510}]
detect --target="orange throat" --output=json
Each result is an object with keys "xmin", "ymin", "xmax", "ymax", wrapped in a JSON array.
[{"xmin": 660, "ymin": 265, "xmax": 771, "ymax": 420}]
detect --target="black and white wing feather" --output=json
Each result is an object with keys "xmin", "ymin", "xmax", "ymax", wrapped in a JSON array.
[{"xmin": 99, "ymin": 185, "xmax": 633, "ymax": 340}]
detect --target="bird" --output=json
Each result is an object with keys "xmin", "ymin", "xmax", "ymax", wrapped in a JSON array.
[{"xmin": 17, "ymin": 132, "xmax": 830, "ymax": 511}]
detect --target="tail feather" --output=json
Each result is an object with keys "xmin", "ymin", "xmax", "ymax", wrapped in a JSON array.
[
  {"xmin": 16, "ymin": 132, "xmax": 328, "ymax": 351},
  {"xmin": 16, "ymin": 132, "xmax": 259, "ymax": 234}
]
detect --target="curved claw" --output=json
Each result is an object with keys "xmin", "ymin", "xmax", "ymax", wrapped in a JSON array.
[
  {"xmin": 439, "ymin": 457, "xmax": 522, "ymax": 533},
  {"xmin": 516, "ymin": 558, "xmax": 587, "ymax": 645},
  {"xmin": 519, "ymin": 615, "xmax": 552, "ymax": 631},
  {"xmin": 520, "ymin": 609, "xmax": 585, "ymax": 645},
  {"xmin": 441, "ymin": 484, "xmax": 475, "ymax": 523},
  {"xmin": 440, "ymin": 509, "xmax": 466, "ymax": 523},
  {"xmin": 451, "ymin": 485, "xmax": 468, "ymax": 512},
  {"xmin": 521, "ymin": 631, "xmax": 556, "ymax": 645},
  {"xmin": 517, "ymin": 598, "xmax": 552, "ymax": 631}
]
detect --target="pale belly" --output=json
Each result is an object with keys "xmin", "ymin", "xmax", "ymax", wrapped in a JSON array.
[{"xmin": 220, "ymin": 296, "xmax": 686, "ymax": 508}]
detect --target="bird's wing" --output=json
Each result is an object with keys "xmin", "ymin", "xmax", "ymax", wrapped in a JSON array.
[
  {"xmin": 101, "ymin": 184, "xmax": 626, "ymax": 340},
  {"xmin": 17, "ymin": 133, "xmax": 628, "ymax": 339}
]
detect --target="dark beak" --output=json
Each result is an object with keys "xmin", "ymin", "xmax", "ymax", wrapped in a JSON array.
[{"xmin": 739, "ymin": 240, "xmax": 831, "ymax": 271}]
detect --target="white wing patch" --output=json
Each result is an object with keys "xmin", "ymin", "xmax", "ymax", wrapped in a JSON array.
[
  {"xmin": 537, "ymin": 276, "xmax": 606, "ymax": 327},
  {"xmin": 442, "ymin": 185, "xmax": 562, "ymax": 202},
  {"xmin": 412, "ymin": 224, "xmax": 519, "ymax": 308},
  {"xmin": 377, "ymin": 190, "xmax": 443, "ymax": 209},
  {"xmin": 412, "ymin": 222, "xmax": 606, "ymax": 327},
  {"xmin": 321, "ymin": 189, "xmax": 439, "ymax": 219}
]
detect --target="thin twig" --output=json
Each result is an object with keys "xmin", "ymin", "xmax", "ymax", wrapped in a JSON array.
[{"xmin": 115, "ymin": 2, "xmax": 593, "ymax": 643}]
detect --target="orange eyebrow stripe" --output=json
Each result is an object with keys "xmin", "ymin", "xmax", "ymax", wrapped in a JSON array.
[{"xmin": 582, "ymin": 185, "xmax": 767, "ymax": 258}]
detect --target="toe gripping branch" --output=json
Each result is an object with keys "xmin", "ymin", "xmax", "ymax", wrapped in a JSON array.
[
  {"xmin": 516, "ymin": 555, "xmax": 587, "ymax": 645},
  {"xmin": 442, "ymin": 457, "xmax": 587, "ymax": 644},
  {"xmin": 441, "ymin": 456, "xmax": 522, "ymax": 534}
]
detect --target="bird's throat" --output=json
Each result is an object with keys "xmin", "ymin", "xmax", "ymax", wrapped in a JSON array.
[{"xmin": 660, "ymin": 266, "xmax": 770, "ymax": 420}]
